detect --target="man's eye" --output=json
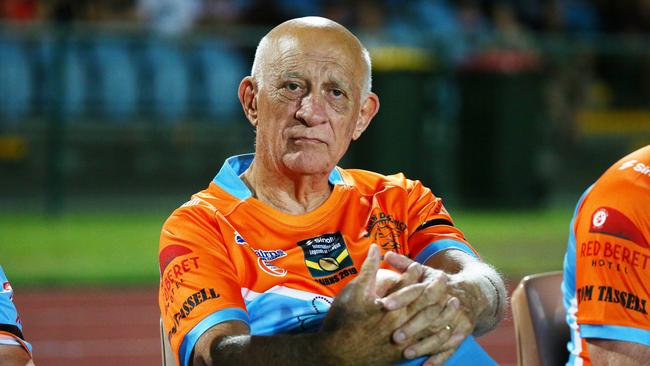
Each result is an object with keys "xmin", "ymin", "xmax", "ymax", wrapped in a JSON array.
[
  {"xmin": 331, "ymin": 89, "xmax": 343, "ymax": 97},
  {"xmin": 287, "ymin": 83, "xmax": 300, "ymax": 91}
]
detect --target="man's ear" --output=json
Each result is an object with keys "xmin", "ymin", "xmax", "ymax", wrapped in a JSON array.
[
  {"xmin": 238, "ymin": 76, "xmax": 258, "ymax": 127},
  {"xmin": 352, "ymin": 92, "xmax": 380, "ymax": 140}
]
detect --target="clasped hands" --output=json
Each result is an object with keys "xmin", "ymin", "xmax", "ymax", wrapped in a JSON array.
[{"xmin": 321, "ymin": 244, "xmax": 482, "ymax": 366}]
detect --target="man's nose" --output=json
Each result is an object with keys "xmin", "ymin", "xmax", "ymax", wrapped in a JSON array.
[{"xmin": 295, "ymin": 92, "xmax": 328, "ymax": 126}]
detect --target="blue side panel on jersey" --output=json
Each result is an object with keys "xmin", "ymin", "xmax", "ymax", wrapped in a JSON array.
[
  {"xmin": 415, "ymin": 239, "xmax": 478, "ymax": 264},
  {"xmin": 562, "ymin": 185, "xmax": 594, "ymax": 311},
  {"xmin": 581, "ymin": 324, "xmax": 650, "ymax": 347},
  {"xmin": 395, "ymin": 336, "xmax": 496, "ymax": 366},
  {"xmin": 245, "ymin": 292, "xmax": 332, "ymax": 335},
  {"xmin": 0, "ymin": 266, "xmax": 32, "ymax": 353},
  {"xmin": 561, "ymin": 185, "xmax": 594, "ymax": 363},
  {"xmin": 179, "ymin": 307, "xmax": 249, "ymax": 366}
]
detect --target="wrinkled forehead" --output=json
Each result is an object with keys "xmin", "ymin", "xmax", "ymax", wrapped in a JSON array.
[{"xmin": 266, "ymin": 33, "xmax": 366, "ymax": 84}]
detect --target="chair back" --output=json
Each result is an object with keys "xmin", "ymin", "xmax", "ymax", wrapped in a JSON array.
[
  {"xmin": 511, "ymin": 271, "xmax": 570, "ymax": 366},
  {"xmin": 161, "ymin": 320, "xmax": 178, "ymax": 366}
]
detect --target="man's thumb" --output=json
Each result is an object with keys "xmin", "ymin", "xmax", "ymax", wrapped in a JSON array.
[{"xmin": 356, "ymin": 244, "xmax": 380, "ymax": 290}]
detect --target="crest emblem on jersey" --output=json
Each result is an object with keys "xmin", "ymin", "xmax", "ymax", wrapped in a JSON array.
[
  {"xmin": 298, "ymin": 232, "xmax": 354, "ymax": 278},
  {"xmin": 592, "ymin": 208, "xmax": 608, "ymax": 227},
  {"xmin": 590, "ymin": 207, "xmax": 649, "ymax": 249},
  {"xmin": 366, "ymin": 212, "xmax": 407, "ymax": 251}
]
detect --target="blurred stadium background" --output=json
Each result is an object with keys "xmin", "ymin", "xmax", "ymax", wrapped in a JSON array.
[{"xmin": 0, "ymin": 0, "xmax": 648, "ymax": 364}]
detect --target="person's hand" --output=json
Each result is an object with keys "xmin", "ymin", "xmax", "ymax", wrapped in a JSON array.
[
  {"xmin": 320, "ymin": 244, "xmax": 414, "ymax": 366},
  {"xmin": 379, "ymin": 252, "xmax": 475, "ymax": 366}
]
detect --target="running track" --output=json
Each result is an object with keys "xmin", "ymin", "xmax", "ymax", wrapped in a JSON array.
[{"xmin": 14, "ymin": 286, "xmax": 518, "ymax": 365}]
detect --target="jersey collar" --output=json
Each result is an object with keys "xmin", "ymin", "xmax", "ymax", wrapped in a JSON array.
[{"xmin": 212, "ymin": 153, "xmax": 345, "ymax": 200}]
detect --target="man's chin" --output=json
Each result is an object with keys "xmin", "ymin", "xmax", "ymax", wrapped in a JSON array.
[{"xmin": 282, "ymin": 152, "xmax": 334, "ymax": 176}]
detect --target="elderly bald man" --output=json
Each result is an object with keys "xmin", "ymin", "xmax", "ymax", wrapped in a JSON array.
[{"xmin": 158, "ymin": 17, "xmax": 506, "ymax": 366}]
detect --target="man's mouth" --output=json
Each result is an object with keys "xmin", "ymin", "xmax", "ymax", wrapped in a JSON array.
[{"xmin": 292, "ymin": 137, "xmax": 326, "ymax": 145}]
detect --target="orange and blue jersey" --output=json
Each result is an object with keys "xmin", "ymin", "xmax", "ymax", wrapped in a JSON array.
[
  {"xmin": 0, "ymin": 266, "xmax": 32, "ymax": 357},
  {"xmin": 159, "ymin": 153, "xmax": 497, "ymax": 366},
  {"xmin": 562, "ymin": 145, "xmax": 650, "ymax": 365}
]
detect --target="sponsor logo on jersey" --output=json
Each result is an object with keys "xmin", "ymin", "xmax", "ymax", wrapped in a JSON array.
[
  {"xmin": 167, "ymin": 288, "xmax": 220, "ymax": 340},
  {"xmin": 253, "ymin": 249, "xmax": 288, "ymax": 277},
  {"xmin": 234, "ymin": 231, "xmax": 247, "ymax": 245},
  {"xmin": 159, "ymin": 245, "xmax": 201, "ymax": 312},
  {"xmin": 2, "ymin": 281, "xmax": 13, "ymax": 301},
  {"xmin": 592, "ymin": 208, "xmax": 607, "ymax": 228},
  {"xmin": 254, "ymin": 249, "xmax": 286, "ymax": 262},
  {"xmin": 619, "ymin": 160, "xmax": 637, "ymax": 170},
  {"xmin": 366, "ymin": 212, "xmax": 407, "ymax": 251},
  {"xmin": 589, "ymin": 207, "xmax": 649, "ymax": 249},
  {"xmin": 159, "ymin": 245, "xmax": 193, "ymax": 274},
  {"xmin": 576, "ymin": 284, "xmax": 647, "ymax": 315},
  {"xmin": 618, "ymin": 159, "xmax": 650, "ymax": 177},
  {"xmin": 298, "ymin": 232, "xmax": 355, "ymax": 278},
  {"xmin": 581, "ymin": 239, "xmax": 650, "ymax": 273},
  {"xmin": 180, "ymin": 197, "xmax": 201, "ymax": 208}
]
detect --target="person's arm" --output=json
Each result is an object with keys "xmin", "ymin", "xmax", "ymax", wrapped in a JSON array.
[
  {"xmin": 587, "ymin": 339, "xmax": 650, "ymax": 366},
  {"xmin": 0, "ymin": 344, "xmax": 34, "ymax": 366},
  {"xmin": 192, "ymin": 245, "xmax": 413, "ymax": 366}
]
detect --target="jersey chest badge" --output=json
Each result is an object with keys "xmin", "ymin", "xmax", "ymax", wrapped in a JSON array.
[{"xmin": 298, "ymin": 232, "xmax": 356, "ymax": 283}]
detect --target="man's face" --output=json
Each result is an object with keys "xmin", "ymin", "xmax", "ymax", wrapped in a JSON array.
[{"xmin": 253, "ymin": 34, "xmax": 369, "ymax": 176}]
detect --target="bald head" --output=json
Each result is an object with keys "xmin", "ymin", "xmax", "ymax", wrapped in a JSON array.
[{"xmin": 251, "ymin": 17, "xmax": 372, "ymax": 96}]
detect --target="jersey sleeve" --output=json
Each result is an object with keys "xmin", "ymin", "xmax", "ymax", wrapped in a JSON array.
[
  {"xmin": 0, "ymin": 266, "xmax": 32, "ymax": 357},
  {"xmin": 405, "ymin": 180, "xmax": 480, "ymax": 264},
  {"xmin": 159, "ymin": 203, "xmax": 248, "ymax": 366},
  {"xmin": 573, "ymin": 184, "xmax": 650, "ymax": 346}
]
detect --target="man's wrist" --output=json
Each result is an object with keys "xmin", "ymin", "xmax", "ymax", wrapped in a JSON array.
[
  {"xmin": 468, "ymin": 272, "xmax": 505, "ymax": 335},
  {"xmin": 449, "ymin": 270, "xmax": 504, "ymax": 335}
]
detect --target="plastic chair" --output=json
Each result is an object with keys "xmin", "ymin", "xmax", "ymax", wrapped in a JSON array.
[
  {"xmin": 511, "ymin": 271, "xmax": 570, "ymax": 366},
  {"xmin": 161, "ymin": 320, "xmax": 178, "ymax": 366}
]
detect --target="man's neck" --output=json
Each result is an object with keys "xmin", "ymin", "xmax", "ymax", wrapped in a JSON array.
[{"xmin": 241, "ymin": 160, "xmax": 333, "ymax": 215}]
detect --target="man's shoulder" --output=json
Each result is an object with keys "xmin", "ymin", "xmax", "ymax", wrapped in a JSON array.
[
  {"xmin": 173, "ymin": 182, "xmax": 241, "ymax": 214},
  {"xmin": 163, "ymin": 184, "xmax": 238, "ymax": 227},
  {"xmin": 599, "ymin": 145, "xmax": 650, "ymax": 189},
  {"xmin": 338, "ymin": 168, "xmax": 420, "ymax": 194}
]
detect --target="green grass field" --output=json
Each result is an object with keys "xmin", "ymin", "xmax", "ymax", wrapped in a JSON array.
[{"xmin": 0, "ymin": 207, "xmax": 573, "ymax": 287}]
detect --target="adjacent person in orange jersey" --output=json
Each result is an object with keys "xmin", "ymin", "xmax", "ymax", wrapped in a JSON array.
[
  {"xmin": 562, "ymin": 145, "xmax": 650, "ymax": 365},
  {"xmin": 158, "ymin": 16, "xmax": 507, "ymax": 366},
  {"xmin": 0, "ymin": 266, "xmax": 35, "ymax": 366}
]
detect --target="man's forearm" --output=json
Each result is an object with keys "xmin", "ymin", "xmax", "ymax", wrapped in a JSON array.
[
  {"xmin": 0, "ymin": 345, "xmax": 34, "ymax": 366},
  {"xmin": 588, "ymin": 339, "xmax": 650, "ymax": 366},
  {"xmin": 198, "ymin": 332, "xmax": 338, "ymax": 366},
  {"xmin": 193, "ymin": 321, "xmax": 341, "ymax": 366}
]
